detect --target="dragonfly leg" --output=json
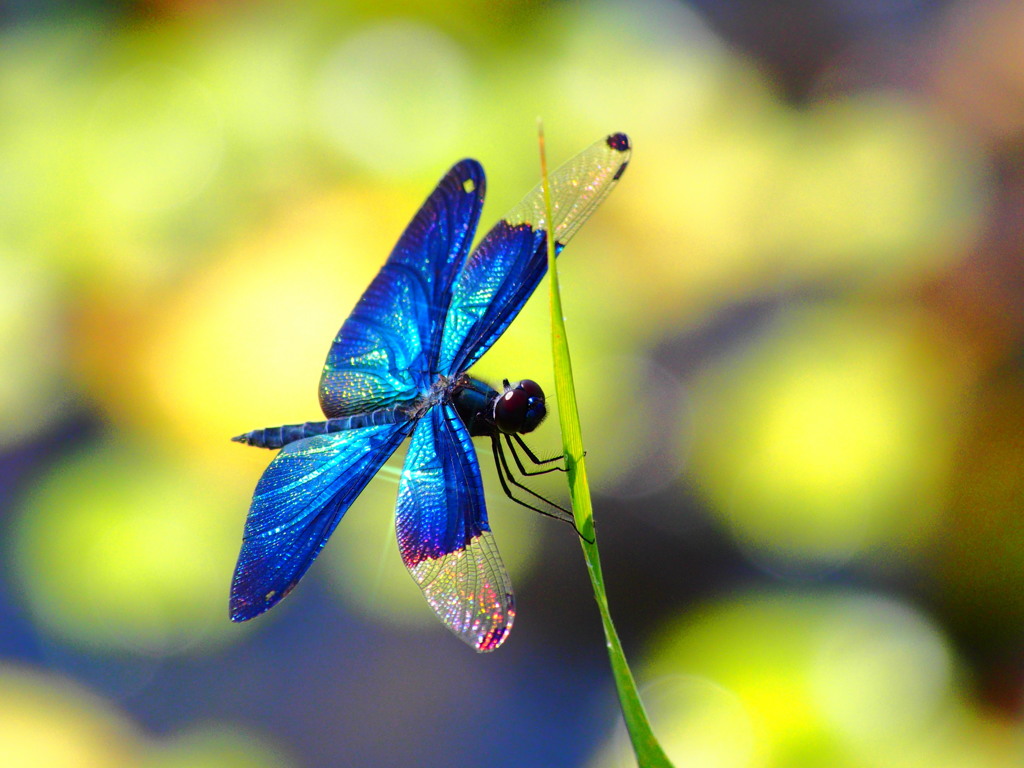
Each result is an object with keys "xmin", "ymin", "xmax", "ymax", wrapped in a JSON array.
[
  {"xmin": 490, "ymin": 436, "xmax": 594, "ymax": 544},
  {"xmin": 490, "ymin": 435, "xmax": 572, "ymax": 522},
  {"xmin": 504, "ymin": 434, "xmax": 565, "ymax": 476}
]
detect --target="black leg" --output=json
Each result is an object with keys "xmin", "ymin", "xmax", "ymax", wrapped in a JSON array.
[
  {"xmin": 490, "ymin": 435, "xmax": 575, "ymax": 527},
  {"xmin": 492, "ymin": 435, "xmax": 573, "ymax": 520},
  {"xmin": 503, "ymin": 434, "xmax": 565, "ymax": 477},
  {"xmin": 509, "ymin": 433, "xmax": 566, "ymax": 467}
]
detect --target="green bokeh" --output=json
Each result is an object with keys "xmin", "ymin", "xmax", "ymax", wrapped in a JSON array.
[
  {"xmin": 687, "ymin": 303, "xmax": 961, "ymax": 572},
  {"xmin": 13, "ymin": 441, "xmax": 246, "ymax": 654},
  {"xmin": 622, "ymin": 592, "xmax": 1019, "ymax": 768}
]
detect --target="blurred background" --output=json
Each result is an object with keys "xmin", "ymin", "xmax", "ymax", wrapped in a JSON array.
[{"xmin": 2, "ymin": 0, "xmax": 1024, "ymax": 765}]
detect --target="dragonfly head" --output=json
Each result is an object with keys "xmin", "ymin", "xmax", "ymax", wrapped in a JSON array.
[{"xmin": 494, "ymin": 379, "xmax": 547, "ymax": 434}]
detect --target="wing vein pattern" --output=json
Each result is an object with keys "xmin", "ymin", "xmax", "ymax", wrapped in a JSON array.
[
  {"xmin": 438, "ymin": 134, "xmax": 630, "ymax": 375},
  {"xmin": 231, "ymin": 421, "xmax": 412, "ymax": 621},
  {"xmin": 321, "ymin": 160, "xmax": 485, "ymax": 416},
  {"xmin": 396, "ymin": 403, "xmax": 514, "ymax": 651}
]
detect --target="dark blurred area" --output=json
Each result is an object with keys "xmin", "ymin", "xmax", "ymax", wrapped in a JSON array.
[{"xmin": 2, "ymin": 0, "xmax": 1024, "ymax": 766}]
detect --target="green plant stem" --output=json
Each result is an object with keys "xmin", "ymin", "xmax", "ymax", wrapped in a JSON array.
[{"xmin": 539, "ymin": 123, "xmax": 673, "ymax": 768}]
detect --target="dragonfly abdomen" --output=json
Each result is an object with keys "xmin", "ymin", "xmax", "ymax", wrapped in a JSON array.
[{"xmin": 233, "ymin": 406, "xmax": 407, "ymax": 449}]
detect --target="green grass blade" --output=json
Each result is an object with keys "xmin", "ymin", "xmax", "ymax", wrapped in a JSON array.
[{"xmin": 538, "ymin": 124, "xmax": 674, "ymax": 768}]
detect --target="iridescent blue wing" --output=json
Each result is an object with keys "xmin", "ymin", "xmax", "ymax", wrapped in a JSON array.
[
  {"xmin": 320, "ymin": 161, "xmax": 485, "ymax": 417},
  {"xmin": 396, "ymin": 403, "xmax": 514, "ymax": 651},
  {"xmin": 231, "ymin": 420, "xmax": 412, "ymax": 621},
  {"xmin": 437, "ymin": 133, "xmax": 630, "ymax": 375}
]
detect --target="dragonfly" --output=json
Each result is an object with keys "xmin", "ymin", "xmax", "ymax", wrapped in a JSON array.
[{"xmin": 230, "ymin": 133, "xmax": 631, "ymax": 652}]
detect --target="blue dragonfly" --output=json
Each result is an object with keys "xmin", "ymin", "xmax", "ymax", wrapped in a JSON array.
[{"xmin": 231, "ymin": 133, "xmax": 631, "ymax": 651}]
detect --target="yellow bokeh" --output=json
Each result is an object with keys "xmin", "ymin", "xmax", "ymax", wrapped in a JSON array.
[
  {"xmin": 0, "ymin": 665, "xmax": 141, "ymax": 768},
  {"xmin": 72, "ymin": 185, "xmax": 413, "ymax": 460},
  {"xmin": 0, "ymin": 664, "xmax": 295, "ymax": 768},
  {"xmin": 687, "ymin": 303, "xmax": 968, "ymax": 571},
  {"xmin": 141, "ymin": 726, "xmax": 294, "ymax": 768},
  {"xmin": 592, "ymin": 675, "xmax": 755, "ymax": 768},
  {"xmin": 0, "ymin": 253, "xmax": 68, "ymax": 447},
  {"xmin": 85, "ymin": 64, "xmax": 224, "ymax": 216},
  {"xmin": 13, "ymin": 440, "xmax": 246, "ymax": 653},
  {"xmin": 313, "ymin": 21, "xmax": 471, "ymax": 177},
  {"xmin": 628, "ymin": 591, "xmax": 1017, "ymax": 768},
  {"xmin": 772, "ymin": 95, "xmax": 985, "ymax": 282},
  {"xmin": 809, "ymin": 596, "xmax": 954, "ymax": 745}
]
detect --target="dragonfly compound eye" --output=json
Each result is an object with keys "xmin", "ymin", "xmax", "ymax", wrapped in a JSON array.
[
  {"xmin": 516, "ymin": 379, "xmax": 545, "ymax": 401},
  {"xmin": 494, "ymin": 380, "xmax": 547, "ymax": 434}
]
